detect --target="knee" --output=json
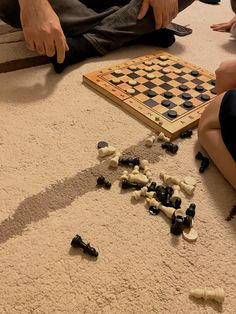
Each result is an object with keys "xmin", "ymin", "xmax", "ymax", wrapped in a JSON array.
[{"xmin": 215, "ymin": 60, "xmax": 236, "ymax": 76}]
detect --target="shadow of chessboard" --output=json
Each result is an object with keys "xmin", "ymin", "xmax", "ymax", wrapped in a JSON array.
[
  {"xmin": 83, "ymin": 51, "xmax": 216, "ymax": 140},
  {"xmin": 0, "ymin": 22, "xmax": 50, "ymax": 73}
]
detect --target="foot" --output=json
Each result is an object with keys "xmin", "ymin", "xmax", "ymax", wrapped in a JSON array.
[{"xmin": 52, "ymin": 36, "xmax": 100, "ymax": 74}]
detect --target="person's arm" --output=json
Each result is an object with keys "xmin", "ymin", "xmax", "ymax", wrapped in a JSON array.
[
  {"xmin": 138, "ymin": 0, "xmax": 178, "ymax": 29},
  {"xmin": 18, "ymin": 0, "xmax": 68, "ymax": 63},
  {"xmin": 211, "ymin": 15, "xmax": 236, "ymax": 32},
  {"xmin": 215, "ymin": 60, "xmax": 236, "ymax": 94}
]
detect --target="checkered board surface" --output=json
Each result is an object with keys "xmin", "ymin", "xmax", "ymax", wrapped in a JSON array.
[{"xmin": 83, "ymin": 51, "xmax": 216, "ymax": 139}]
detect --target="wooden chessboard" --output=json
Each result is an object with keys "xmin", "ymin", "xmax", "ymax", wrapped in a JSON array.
[{"xmin": 83, "ymin": 51, "xmax": 216, "ymax": 139}]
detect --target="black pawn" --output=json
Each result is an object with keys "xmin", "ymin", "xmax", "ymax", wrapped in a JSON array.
[
  {"xmin": 97, "ymin": 176, "xmax": 112, "ymax": 189},
  {"xmin": 119, "ymin": 157, "xmax": 140, "ymax": 167},
  {"xmin": 149, "ymin": 206, "xmax": 160, "ymax": 215},
  {"xmin": 162, "ymin": 141, "xmax": 179, "ymax": 154},
  {"xmin": 147, "ymin": 181, "xmax": 157, "ymax": 192},
  {"xmin": 170, "ymin": 215, "xmax": 183, "ymax": 236},
  {"xmin": 155, "ymin": 185, "xmax": 166, "ymax": 203},
  {"xmin": 200, "ymin": 157, "xmax": 210, "ymax": 173},
  {"xmin": 71, "ymin": 235, "xmax": 98, "ymax": 257},
  {"xmin": 180, "ymin": 129, "xmax": 192, "ymax": 139},
  {"xmin": 195, "ymin": 151, "xmax": 204, "ymax": 160},
  {"xmin": 183, "ymin": 215, "xmax": 193, "ymax": 228},
  {"xmin": 186, "ymin": 203, "xmax": 196, "ymax": 218},
  {"xmin": 174, "ymin": 198, "xmax": 182, "ymax": 209}
]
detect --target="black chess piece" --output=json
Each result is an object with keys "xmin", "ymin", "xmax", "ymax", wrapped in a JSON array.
[
  {"xmin": 164, "ymin": 186, "xmax": 174, "ymax": 207},
  {"xmin": 97, "ymin": 176, "xmax": 112, "ymax": 189},
  {"xmin": 183, "ymin": 215, "xmax": 193, "ymax": 228},
  {"xmin": 180, "ymin": 129, "xmax": 193, "ymax": 139},
  {"xmin": 121, "ymin": 179, "xmax": 143, "ymax": 190},
  {"xmin": 186, "ymin": 203, "xmax": 196, "ymax": 218},
  {"xmin": 170, "ymin": 215, "xmax": 183, "ymax": 236},
  {"xmin": 71, "ymin": 234, "xmax": 99, "ymax": 257},
  {"xmin": 195, "ymin": 152, "xmax": 210, "ymax": 173},
  {"xmin": 173, "ymin": 198, "xmax": 182, "ymax": 209},
  {"xmin": 155, "ymin": 185, "xmax": 166, "ymax": 203},
  {"xmin": 148, "ymin": 205, "xmax": 160, "ymax": 215},
  {"xmin": 119, "ymin": 157, "xmax": 140, "ymax": 167},
  {"xmin": 147, "ymin": 182, "xmax": 157, "ymax": 192},
  {"xmin": 162, "ymin": 141, "xmax": 179, "ymax": 154},
  {"xmin": 225, "ymin": 205, "xmax": 236, "ymax": 221}
]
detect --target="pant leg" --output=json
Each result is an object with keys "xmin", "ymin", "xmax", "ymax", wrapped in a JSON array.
[
  {"xmin": 0, "ymin": 0, "xmax": 21, "ymax": 28},
  {"xmin": 83, "ymin": 0, "xmax": 195, "ymax": 55}
]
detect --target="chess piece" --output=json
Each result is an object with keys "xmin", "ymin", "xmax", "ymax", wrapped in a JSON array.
[
  {"xmin": 121, "ymin": 179, "xmax": 143, "ymax": 190},
  {"xmin": 132, "ymin": 186, "xmax": 155, "ymax": 200},
  {"xmin": 145, "ymin": 135, "xmax": 156, "ymax": 147},
  {"xmin": 148, "ymin": 205, "xmax": 160, "ymax": 215},
  {"xmin": 180, "ymin": 129, "xmax": 192, "ymax": 138},
  {"xmin": 140, "ymin": 160, "xmax": 152, "ymax": 180},
  {"xmin": 189, "ymin": 287, "xmax": 225, "ymax": 304},
  {"xmin": 170, "ymin": 215, "xmax": 183, "ymax": 236},
  {"xmin": 97, "ymin": 176, "xmax": 111, "ymax": 189},
  {"xmin": 71, "ymin": 234, "xmax": 98, "ymax": 257},
  {"xmin": 195, "ymin": 152, "xmax": 210, "ymax": 173},
  {"xmin": 128, "ymin": 166, "xmax": 149, "ymax": 185},
  {"xmin": 147, "ymin": 182, "xmax": 157, "ymax": 192},
  {"xmin": 162, "ymin": 141, "xmax": 179, "ymax": 154},
  {"xmin": 183, "ymin": 215, "xmax": 193, "ymax": 228},
  {"xmin": 179, "ymin": 181, "xmax": 195, "ymax": 195},
  {"xmin": 146, "ymin": 198, "xmax": 175, "ymax": 218},
  {"xmin": 97, "ymin": 141, "xmax": 109, "ymax": 149},
  {"xmin": 119, "ymin": 157, "xmax": 140, "ymax": 167},
  {"xmin": 98, "ymin": 145, "xmax": 116, "ymax": 157},
  {"xmin": 182, "ymin": 227, "xmax": 198, "ymax": 242},
  {"xmin": 109, "ymin": 152, "xmax": 122, "ymax": 168},
  {"xmin": 186, "ymin": 203, "xmax": 196, "ymax": 218},
  {"xmin": 157, "ymin": 132, "xmax": 170, "ymax": 142},
  {"xmin": 120, "ymin": 170, "xmax": 129, "ymax": 181}
]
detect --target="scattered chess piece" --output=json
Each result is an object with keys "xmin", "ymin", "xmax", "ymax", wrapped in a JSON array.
[
  {"xmin": 119, "ymin": 157, "xmax": 140, "ymax": 167},
  {"xmin": 186, "ymin": 203, "xmax": 196, "ymax": 218},
  {"xmin": 145, "ymin": 135, "xmax": 156, "ymax": 147},
  {"xmin": 160, "ymin": 172, "xmax": 195, "ymax": 195},
  {"xmin": 121, "ymin": 179, "xmax": 143, "ymax": 190},
  {"xmin": 155, "ymin": 185, "xmax": 167, "ymax": 203},
  {"xmin": 189, "ymin": 287, "xmax": 225, "ymax": 304},
  {"xmin": 179, "ymin": 181, "xmax": 195, "ymax": 195},
  {"xmin": 146, "ymin": 198, "xmax": 175, "ymax": 218},
  {"xmin": 195, "ymin": 152, "xmax": 210, "ymax": 173},
  {"xmin": 157, "ymin": 132, "xmax": 170, "ymax": 142},
  {"xmin": 98, "ymin": 145, "xmax": 116, "ymax": 157},
  {"xmin": 180, "ymin": 129, "xmax": 192, "ymax": 139},
  {"xmin": 71, "ymin": 234, "xmax": 99, "ymax": 257},
  {"xmin": 148, "ymin": 205, "xmax": 160, "ymax": 215},
  {"xmin": 183, "ymin": 215, "xmax": 193, "ymax": 228},
  {"xmin": 128, "ymin": 166, "xmax": 149, "ymax": 185},
  {"xmin": 182, "ymin": 227, "xmax": 198, "ymax": 242},
  {"xmin": 170, "ymin": 215, "xmax": 183, "ymax": 236},
  {"xmin": 120, "ymin": 170, "xmax": 129, "ymax": 181},
  {"xmin": 161, "ymin": 141, "xmax": 179, "ymax": 154},
  {"xmin": 96, "ymin": 176, "xmax": 112, "ymax": 189},
  {"xmin": 140, "ymin": 159, "xmax": 152, "ymax": 180},
  {"xmin": 109, "ymin": 152, "xmax": 122, "ymax": 168},
  {"xmin": 147, "ymin": 181, "xmax": 157, "ymax": 192},
  {"xmin": 132, "ymin": 186, "xmax": 155, "ymax": 200}
]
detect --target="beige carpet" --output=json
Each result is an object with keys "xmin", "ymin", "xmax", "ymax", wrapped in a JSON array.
[{"xmin": 0, "ymin": 1, "xmax": 236, "ymax": 313}]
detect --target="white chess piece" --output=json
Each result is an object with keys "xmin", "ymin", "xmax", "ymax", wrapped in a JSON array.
[
  {"xmin": 98, "ymin": 146, "xmax": 116, "ymax": 157},
  {"xmin": 146, "ymin": 198, "xmax": 175, "ymax": 218},
  {"xmin": 145, "ymin": 135, "xmax": 156, "ymax": 147},
  {"xmin": 120, "ymin": 170, "xmax": 129, "ymax": 181},
  {"xmin": 128, "ymin": 166, "xmax": 149, "ymax": 185},
  {"xmin": 171, "ymin": 185, "xmax": 181, "ymax": 201},
  {"xmin": 157, "ymin": 132, "xmax": 170, "ymax": 142},
  {"xmin": 140, "ymin": 160, "xmax": 152, "ymax": 180},
  {"xmin": 109, "ymin": 152, "xmax": 121, "ymax": 168},
  {"xmin": 132, "ymin": 186, "xmax": 155, "ymax": 200},
  {"xmin": 189, "ymin": 287, "xmax": 225, "ymax": 304}
]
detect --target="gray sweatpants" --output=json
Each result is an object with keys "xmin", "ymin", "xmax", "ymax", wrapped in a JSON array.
[{"xmin": 0, "ymin": 0, "xmax": 195, "ymax": 55}]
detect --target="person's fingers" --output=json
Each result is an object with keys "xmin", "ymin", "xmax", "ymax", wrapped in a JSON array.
[
  {"xmin": 26, "ymin": 40, "xmax": 36, "ymax": 51},
  {"xmin": 64, "ymin": 39, "xmax": 69, "ymax": 51},
  {"xmin": 138, "ymin": 0, "xmax": 149, "ymax": 20},
  {"xmin": 45, "ymin": 41, "xmax": 56, "ymax": 57},
  {"xmin": 36, "ymin": 41, "xmax": 46, "ymax": 55},
  {"xmin": 55, "ymin": 37, "xmax": 66, "ymax": 63}
]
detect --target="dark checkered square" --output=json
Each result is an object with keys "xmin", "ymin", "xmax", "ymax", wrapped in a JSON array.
[
  {"xmin": 160, "ymin": 83, "xmax": 173, "ymax": 90},
  {"xmin": 143, "ymin": 81, "xmax": 157, "ymax": 89},
  {"xmin": 128, "ymin": 72, "xmax": 139, "ymax": 79},
  {"xmin": 173, "ymin": 63, "xmax": 184, "ymax": 69},
  {"xmin": 192, "ymin": 78, "xmax": 204, "ymax": 85},
  {"xmin": 144, "ymin": 99, "xmax": 158, "ymax": 107},
  {"xmin": 176, "ymin": 77, "xmax": 188, "ymax": 84},
  {"xmin": 159, "ymin": 75, "xmax": 172, "ymax": 82}
]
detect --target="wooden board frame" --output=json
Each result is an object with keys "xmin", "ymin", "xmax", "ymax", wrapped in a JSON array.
[{"xmin": 83, "ymin": 51, "xmax": 216, "ymax": 139}]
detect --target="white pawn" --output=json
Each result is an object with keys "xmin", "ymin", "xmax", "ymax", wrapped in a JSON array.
[
  {"xmin": 189, "ymin": 287, "xmax": 225, "ymax": 304},
  {"xmin": 140, "ymin": 159, "xmax": 152, "ymax": 180},
  {"xmin": 146, "ymin": 198, "xmax": 175, "ymax": 219},
  {"xmin": 98, "ymin": 145, "xmax": 116, "ymax": 157},
  {"xmin": 157, "ymin": 132, "xmax": 170, "ymax": 142},
  {"xmin": 132, "ymin": 165, "xmax": 140, "ymax": 175},
  {"xmin": 171, "ymin": 185, "xmax": 181, "ymax": 201},
  {"xmin": 120, "ymin": 170, "xmax": 129, "ymax": 181},
  {"xmin": 132, "ymin": 186, "xmax": 155, "ymax": 200},
  {"xmin": 145, "ymin": 135, "xmax": 156, "ymax": 147},
  {"xmin": 109, "ymin": 152, "xmax": 121, "ymax": 168},
  {"xmin": 179, "ymin": 181, "xmax": 195, "ymax": 196},
  {"xmin": 128, "ymin": 166, "xmax": 149, "ymax": 185}
]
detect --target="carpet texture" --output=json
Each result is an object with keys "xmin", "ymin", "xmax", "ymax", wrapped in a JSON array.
[{"xmin": 0, "ymin": 1, "xmax": 236, "ymax": 313}]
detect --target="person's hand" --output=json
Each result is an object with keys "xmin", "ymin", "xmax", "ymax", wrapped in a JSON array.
[
  {"xmin": 138, "ymin": 0, "xmax": 178, "ymax": 29},
  {"xmin": 19, "ymin": 0, "xmax": 69, "ymax": 63},
  {"xmin": 211, "ymin": 15, "xmax": 236, "ymax": 32}
]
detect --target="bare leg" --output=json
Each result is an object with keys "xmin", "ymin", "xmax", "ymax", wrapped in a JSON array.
[
  {"xmin": 215, "ymin": 60, "xmax": 236, "ymax": 94},
  {"xmin": 198, "ymin": 94, "xmax": 236, "ymax": 190}
]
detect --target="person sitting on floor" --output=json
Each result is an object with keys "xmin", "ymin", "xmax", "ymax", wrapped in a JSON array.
[
  {"xmin": 0, "ymin": 0, "xmax": 195, "ymax": 73},
  {"xmin": 198, "ymin": 59, "xmax": 236, "ymax": 191}
]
